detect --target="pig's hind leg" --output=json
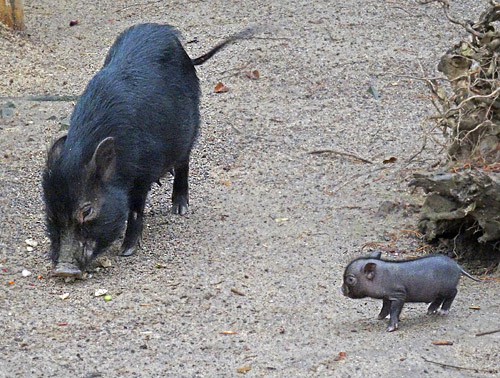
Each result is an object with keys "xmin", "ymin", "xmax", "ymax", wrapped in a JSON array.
[
  {"xmin": 427, "ymin": 296, "xmax": 445, "ymax": 315},
  {"xmin": 172, "ymin": 162, "xmax": 189, "ymax": 216},
  {"xmin": 377, "ymin": 298, "xmax": 391, "ymax": 320},
  {"xmin": 438, "ymin": 289, "xmax": 457, "ymax": 316}
]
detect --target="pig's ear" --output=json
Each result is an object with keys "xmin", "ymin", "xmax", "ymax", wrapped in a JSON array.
[
  {"xmin": 369, "ymin": 250, "xmax": 382, "ymax": 259},
  {"xmin": 363, "ymin": 262, "xmax": 377, "ymax": 280},
  {"xmin": 47, "ymin": 135, "xmax": 67, "ymax": 167},
  {"xmin": 90, "ymin": 137, "xmax": 116, "ymax": 182}
]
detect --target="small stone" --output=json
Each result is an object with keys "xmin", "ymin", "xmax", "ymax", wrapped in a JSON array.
[
  {"xmin": 60, "ymin": 115, "xmax": 71, "ymax": 130},
  {"xmin": 59, "ymin": 293, "xmax": 70, "ymax": 300},
  {"xmin": 26, "ymin": 246, "xmax": 34, "ymax": 252},
  {"xmin": 25, "ymin": 239, "xmax": 38, "ymax": 247},
  {"xmin": 1, "ymin": 107, "xmax": 14, "ymax": 119},
  {"xmin": 94, "ymin": 289, "xmax": 108, "ymax": 297},
  {"xmin": 21, "ymin": 269, "xmax": 31, "ymax": 277}
]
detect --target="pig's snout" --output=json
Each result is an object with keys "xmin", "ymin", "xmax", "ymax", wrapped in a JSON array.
[{"xmin": 53, "ymin": 263, "xmax": 82, "ymax": 278}]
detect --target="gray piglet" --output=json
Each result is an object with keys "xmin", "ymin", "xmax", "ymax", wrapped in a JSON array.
[{"xmin": 341, "ymin": 252, "xmax": 481, "ymax": 332}]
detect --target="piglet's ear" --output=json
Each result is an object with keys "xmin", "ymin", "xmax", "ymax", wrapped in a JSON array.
[
  {"xmin": 364, "ymin": 262, "xmax": 377, "ymax": 280},
  {"xmin": 90, "ymin": 137, "xmax": 116, "ymax": 182},
  {"xmin": 47, "ymin": 135, "xmax": 67, "ymax": 167}
]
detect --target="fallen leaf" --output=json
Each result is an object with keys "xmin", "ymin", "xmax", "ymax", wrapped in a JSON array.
[
  {"xmin": 214, "ymin": 82, "xmax": 229, "ymax": 93},
  {"xmin": 334, "ymin": 352, "xmax": 346, "ymax": 361},
  {"xmin": 95, "ymin": 256, "xmax": 112, "ymax": 268},
  {"xmin": 245, "ymin": 70, "xmax": 260, "ymax": 80},
  {"xmin": 383, "ymin": 157, "xmax": 397, "ymax": 164},
  {"xmin": 469, "ymin": 305, "xmax": 481, "ymax": 310},
  {"xmin": 69, "ymin": 20, "xmax": 79, "ymax": 27},
  {"xmin": 220, "ymin": 180, "xmax": 231, "ymax": 187},
  {"xmin": 8, "ymin": 280, "xmax": 14, "ymax": 285},
  {"xmin": 432, "ymin": 340, "xmax": 453, "ymax": 346},
  {"xmin": 368, "ymin": 85, "xmax": 380, "ymax": 100},
  {"xmin": 220, "ymin": 331, "xmax": 237, "ymax": 335},
  {"xmin": 58, "ymin": 322, "xmax": 68, "ymax": 326},
  {"xmin": 37, "ymin": 275, "xmax": 43, "ymax": 279},
  {"xmin": 237, "ymin": 366, "xmax": 251, "ymax": 374}
]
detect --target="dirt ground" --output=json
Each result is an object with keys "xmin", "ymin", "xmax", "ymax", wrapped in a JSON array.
[{"xmin": 1, "ymin": 0, "xmax": 499, "ymax": 377}]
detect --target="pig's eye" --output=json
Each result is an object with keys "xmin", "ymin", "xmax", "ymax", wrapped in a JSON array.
[
  {"xmin": 78, "ymin": 204, "xmax": 94, "ymax": 223},
  {"xmin": 346, "ymin": 276, "xmax": 357, "ymax": 285}
]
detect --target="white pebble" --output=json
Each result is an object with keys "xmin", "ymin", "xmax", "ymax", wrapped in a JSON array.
[
  {"xmin": 21, "ymin": 269, "xmax": 31, "ymax": 277},
  {"xmin": 59, "ymin": 293, "xmax": 69, "ymax": 300},
  {"xmin": 94, "ymin": 289, "xmax": 108, "ymax": 297},
  {"xmin": 25, "ymin": 238, "xmax": 38, "ymax": 247}
]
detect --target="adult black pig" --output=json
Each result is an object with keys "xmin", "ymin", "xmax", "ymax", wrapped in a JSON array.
[
  {"xmin": 42, "ymin": 24, "xmax": 253, "ymax": 277},
  {"xmin": 341, "ymin": 253, "xmax": 481, "ymax": 332}
]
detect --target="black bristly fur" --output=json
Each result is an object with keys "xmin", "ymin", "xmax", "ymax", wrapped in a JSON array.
[{"xmin": 42, "ymin": 23, "xmax": 253, "ymax": 274}]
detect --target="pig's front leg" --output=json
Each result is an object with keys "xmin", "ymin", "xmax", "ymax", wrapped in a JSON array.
[
  {"xmin": 378, "ymin": 298, "xmax": 391, "ymax": 320},
  {"xmin": 387, "ymin": 298, "xmax": 405, "ymax": 332}
]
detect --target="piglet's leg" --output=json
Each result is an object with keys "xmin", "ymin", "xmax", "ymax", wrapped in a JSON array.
[
  {"xmin": 427, "ymin": 296, "xmax": 444, "ymax": 315},
  {"xmin": 438, "ymin": 289, "xmax": 457, "ymax": 316},
  {"xmin": 378, "ymin": 298, "xmax": 391, "ymax": 320},
  {"xmin": 387, "ymin": 299, "xmax": 404, "ymax": 332}
]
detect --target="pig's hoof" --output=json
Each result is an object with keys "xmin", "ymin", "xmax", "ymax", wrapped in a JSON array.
[
  {"xmin": 427, "ymin": 309, "xmax": 438, "ymax": 315},
  {"xmin": 53, "ymin": 263, "xmax": 82, "ymax": 278},
  {"xmin": 377, "ymin": 314, "xmax": 388, "ymax": 320},
  {"xmin": 172, "ymin": 195, "xmax": 188, "ymax": 216},
  {"xmin": 438, "ymin": 309, "xmax": 449, "ymax": 316},
  {"xmin": 120, "ymin": 246, "xmax": 136, "ymax": 256}
]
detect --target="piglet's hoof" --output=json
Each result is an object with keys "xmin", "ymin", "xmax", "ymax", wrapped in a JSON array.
[
  {"xmin": 438, "ymin": 309, "xmax": 450, "ymax": 316},
  {"xmin": 386, "ymin": 324, "xmax": 398, "ymax": 332}
]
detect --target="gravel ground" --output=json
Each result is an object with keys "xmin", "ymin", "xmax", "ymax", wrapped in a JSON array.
[{"xmin": 1, "ymin": 0, "xmax": 499, "ymax": 377}]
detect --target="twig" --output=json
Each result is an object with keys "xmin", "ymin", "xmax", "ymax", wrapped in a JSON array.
[
  {"xmin": 417, "ymin": 0, "xmax": 484, "ymax": 37},
  {"xmin": 408, "ymin": 135, "xmax": 427, "ymax": 163},
  {"xmin": 476, "ymin": 328, "xmax": 500, "ymax": 337},
  {"xmin": 309, "ymin": 149, "xmax": 373, "ymax": 164},
  {"xmin": 421, "ymin": 356, "xmax": 498, "ymax": 374}
]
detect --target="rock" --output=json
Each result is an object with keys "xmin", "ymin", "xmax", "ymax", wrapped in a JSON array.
[
  {"xmin": 1, "ymin": 107, "xmax": 14, "ymax": 119},
  {"xmin": 60, "ymin": 115, "xmax": 71, "ymax": 130}
]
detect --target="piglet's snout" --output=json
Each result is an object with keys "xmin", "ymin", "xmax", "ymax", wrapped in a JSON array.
[{"xmin": 340, "ymin": 285, "xmax": 347, "ymax": 296}]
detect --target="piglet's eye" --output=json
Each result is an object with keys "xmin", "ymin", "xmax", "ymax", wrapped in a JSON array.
[{"xmin": 346, "ymin": 276, "xmax": 357, "ymax": 285}]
